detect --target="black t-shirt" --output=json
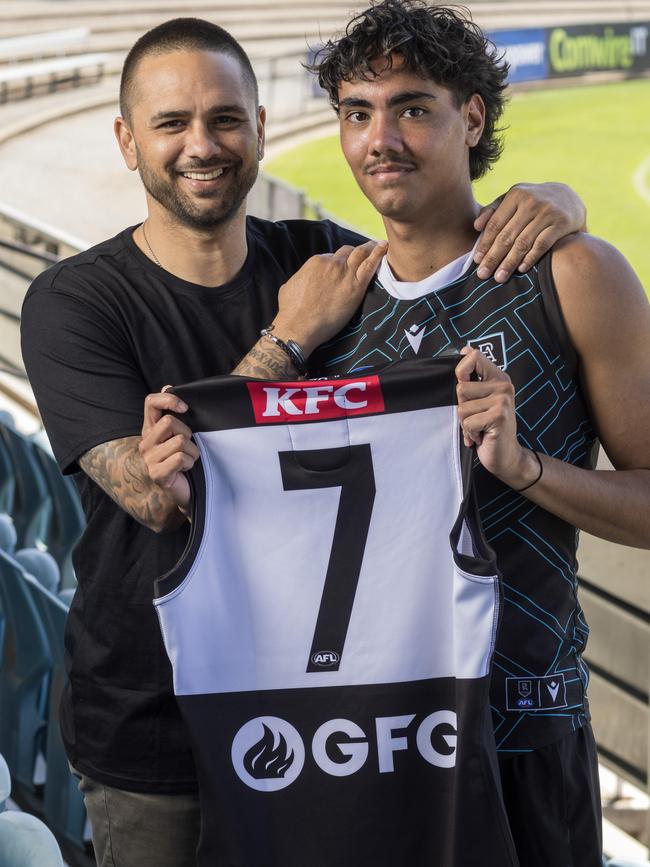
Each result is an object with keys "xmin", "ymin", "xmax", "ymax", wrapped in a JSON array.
[{"xmin": 20, "ymin": 216, "xmax": 364, "ymax": 792}]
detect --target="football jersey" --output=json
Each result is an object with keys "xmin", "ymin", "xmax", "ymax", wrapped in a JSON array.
[
  {"xmin": 312, "ymin": 251, "xmax": 598, "ymax": 754},
  {"xmin": 155, "ymin": 357, "xmax": 518, "ymax": 867}
]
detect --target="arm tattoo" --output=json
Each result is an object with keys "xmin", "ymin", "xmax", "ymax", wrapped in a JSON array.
[
  {"xmin": 232, "ymin": 337, "xmax": 301, "ymax": 379},
  {"xmin": 80, "ymin": 436, "xmax": 186, "ymax": 532}
]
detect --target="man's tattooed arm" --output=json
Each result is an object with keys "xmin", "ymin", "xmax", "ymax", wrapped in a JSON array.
[
  {"xmin": 79, "ymin": 340, "xmax": 299, "ymax": 529},
  {"xmin": 79, "ymin": 436, "xmax": 187, "ymax": 533},
  {"xmin": 232, "ymin": 336, "xmax": 301, "ymax": 379}
]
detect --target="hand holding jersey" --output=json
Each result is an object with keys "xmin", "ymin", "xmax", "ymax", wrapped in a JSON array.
[
  {"xmin": 139, "ymin": 389, "xmax": 199, "ymax": 513},
  {"xmin": 455, "ymin": 348, "xmax": 542, "ymax": 492}
]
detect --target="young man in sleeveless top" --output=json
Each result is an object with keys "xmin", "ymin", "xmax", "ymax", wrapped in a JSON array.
[{"xmin": 304, "ymin": 3, "xmax": 650, "ymax": 864}]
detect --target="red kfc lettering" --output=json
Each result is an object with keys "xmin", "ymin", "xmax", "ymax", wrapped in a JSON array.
[{"xmin": 247, "ymin": 377, "xmax": 384, "ymax": 424}]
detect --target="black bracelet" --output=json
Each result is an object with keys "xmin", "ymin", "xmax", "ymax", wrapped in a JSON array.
[
  {"xmin": 260, "ymin": 326, "xmax": 308, "ymax": 376},
  {"xmin": 514, "ymin": 450, "xmax": 544, "ymax": 493}
]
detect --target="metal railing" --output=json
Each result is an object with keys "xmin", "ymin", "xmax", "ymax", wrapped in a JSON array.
[
  {"xmin": 578, "ymin": 528, "xmax": 650, "ymax": 791},
  {"xmin": 0, "ymin": 203, "xmax": 85, "ymax": 380}
]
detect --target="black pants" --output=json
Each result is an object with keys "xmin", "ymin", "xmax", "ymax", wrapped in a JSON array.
[{"xmin": 499, "ymin": 724, "xmax": 603, "ymax": 867}]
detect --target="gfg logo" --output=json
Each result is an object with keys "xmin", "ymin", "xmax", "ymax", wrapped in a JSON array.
[{"xmin": 231, "ymin": 711, "xmax": 457, "ymax": 791}]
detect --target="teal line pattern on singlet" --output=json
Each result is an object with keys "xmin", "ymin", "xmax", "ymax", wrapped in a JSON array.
[{"xmin": 313, "ymin": 261, "xmax": 596, "ymax": 753}]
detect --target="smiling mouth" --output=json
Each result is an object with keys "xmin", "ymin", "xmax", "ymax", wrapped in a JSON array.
[{"xmin": 180, "ymin": 168, "xmax": 225, "ymax": 180}]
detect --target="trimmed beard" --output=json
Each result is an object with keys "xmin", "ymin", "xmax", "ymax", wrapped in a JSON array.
[{"xmin": 136, "ymin": 150, "xmax": 259, "ymax": 230}]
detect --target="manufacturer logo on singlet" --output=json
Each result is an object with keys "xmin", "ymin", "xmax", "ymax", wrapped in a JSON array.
[
  {"xmin": 231, "ymin": 717, "xmax": 305, "ymax": 792},
  {"xmin": 232, "ymin": 711, "xmax": 457, "ymax": 791},
  {"xmin": 467, "ymin": 332, "xmax": 508, "ymax": 370},
  {"xmin": 547, "ymin": 680, "xmax": 560, "ymax": 703},
  {"xmin": 404, "ymin": 323, "xmax": 426, "ymax": 355},
  {"xmin": 247, "ymin": 376, "xmax": 385, "ymax": 424}
]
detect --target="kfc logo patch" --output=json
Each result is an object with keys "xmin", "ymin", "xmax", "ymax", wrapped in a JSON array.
[{"xmin": 247, "ymin": 376, "xmax": 385, "ymax": 423}]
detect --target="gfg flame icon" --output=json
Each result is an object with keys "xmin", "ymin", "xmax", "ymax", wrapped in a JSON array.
[
  {"xmin": 244, "ymin": 724, "xmax": 294, "ymax": 779},
  {"xmin": 232, "ymin": 717, "xmax": 305, "ymax": 791}
]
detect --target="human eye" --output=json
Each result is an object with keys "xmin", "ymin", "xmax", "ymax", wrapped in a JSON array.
[
  {"xmin": 211, "ymin": 114, "xmax": 241, "ymax": 127},
  {"xmin": 156, "ymin": 119, "xmax": 185, "ymax": 131},
  {"xmin": 401, "ymin": 106, "xmax": 426, "ymax": 119},
  {"xmin": 344, "ymin": 111, "xmax": 369, "ymax": 124}
]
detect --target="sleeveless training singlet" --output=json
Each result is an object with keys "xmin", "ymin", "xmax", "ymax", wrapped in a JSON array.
[
  {"xmin": 312, "ymin": 251, "xmax": 598, "ymax": 754},
  {"xmin": 155, "ymin": 356, "xmax": 518, "ymax": 867}
]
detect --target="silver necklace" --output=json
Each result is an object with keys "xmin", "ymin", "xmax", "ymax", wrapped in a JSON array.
[{"xmin": 141, "ymin": 221, "xmax": 162, "ymax": 267}]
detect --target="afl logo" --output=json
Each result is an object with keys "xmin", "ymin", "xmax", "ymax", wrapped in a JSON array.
[{"xmin": 311, "ymin": 650, "xmax": 340, "ymax": 668}]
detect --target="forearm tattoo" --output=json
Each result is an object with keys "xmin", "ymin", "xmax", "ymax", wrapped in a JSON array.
[
  {"xmin": 232, "ymin": 337, "xmax": 301, "ymax": 379},
  {"xmin": 80, "ymin": 437, "xmax": 184, "ymax": 531}
]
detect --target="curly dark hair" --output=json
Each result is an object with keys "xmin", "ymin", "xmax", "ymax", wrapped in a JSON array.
[{"xmin": 308, "ymin": 1, "xmax": 509, "ymax": 180}]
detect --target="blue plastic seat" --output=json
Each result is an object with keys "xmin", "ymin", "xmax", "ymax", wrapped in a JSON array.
[
  {"xmin": 0, "ymin": 749, "xmax": 64, "ymax": 865},
  {"xmin": 0, "ymin": 810, "xmax": 64, "ymax": 866},
  {"xmin": 606, "ymin": 861, "xmax": 650, "ymax": 866},
  {"xmin": 0, "ymin": 752, "xmax": 10, "ymax": 811},
  {"xmin": 0, "ymin": 435, "xmax": 16, "ymax": 515},
  {"xmin": 30, "ymin": 443, "xmax": 84, "ymax": 590},
  {"xmin": 0, "ymin": 550, "xmax": 50, "ymax": 793},
  {"xmin": 14, "ymin": 549, "xmax": 60, "ymax": 595},
  {"xmin": 0, "ymin": 513, "xmax": 17, "ymax": 555},
  {"xmin": 0, "ymin": 423, "xmax": 51, "ymax": 550},
  {"xmin": 22, "ymin": 575, "xmax": 87, "ymax": 851}
]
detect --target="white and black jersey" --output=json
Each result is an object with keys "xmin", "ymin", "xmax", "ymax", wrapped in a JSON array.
[{"xmin": 155, "ymin": 357, "xmax": 518, "ymax": 867}]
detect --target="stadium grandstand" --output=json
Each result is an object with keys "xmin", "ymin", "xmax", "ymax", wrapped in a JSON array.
[{"xmin": 0, "ymin": 1, "xmax": 649, "ymax": 865}]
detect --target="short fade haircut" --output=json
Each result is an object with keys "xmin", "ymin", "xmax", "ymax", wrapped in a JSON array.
[
  {"xmin": 309, "ymin": 1, "xmax": 509, "ymax": 180},
  {"xmin": 120, "ymin": 17, "xmax": 259, "ymax": 121}
]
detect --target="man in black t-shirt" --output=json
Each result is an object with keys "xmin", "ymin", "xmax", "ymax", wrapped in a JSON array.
[{"xmin": 21, "ymin": 16, "xmax": 590, "ymax": 867}]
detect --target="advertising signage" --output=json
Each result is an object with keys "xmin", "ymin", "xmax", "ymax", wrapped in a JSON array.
[
  {"xmin": 547, "ymin": 22, "xmax": 650, "ymax": 77},
  {"xmin": 490, "ymin": 22, "xmax": 650, "ymax": 84},
  {"xmin": 489, "ymin": 29, "xmax": 548, "ymax": 84}
]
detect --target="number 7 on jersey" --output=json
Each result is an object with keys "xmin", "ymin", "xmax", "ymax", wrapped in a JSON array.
[{"xmin": 279, "ymin": 445, "xmax": 376, "ymax": 673}]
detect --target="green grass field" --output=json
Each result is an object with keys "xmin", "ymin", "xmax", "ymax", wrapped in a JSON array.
[{"xmin": 266, "ymin": 78, "xmax": 650, "ymax": 294}]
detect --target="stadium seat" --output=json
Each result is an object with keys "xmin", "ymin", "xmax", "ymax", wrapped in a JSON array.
[
  {"xmin": 0, "ymin": 550, "xmax": 50, "ymax": 793},
  {"xmin": 0, "ymin": 423, "xmax": 51, "ymax": 550},
  {"xmin": 30, "ymin": 443, "xmax": 84, "ymax": 590},
  {"xmin": 29, "ymin": 428, "xmax": 53, "ymax": 455},
  {"xmin": 0, "ymin": 513, "xmax": 17, "ymax": 554},
  {"xmin": 607, "ymin": 861, "xmax": 650, "ymax": 866},
  {"xmin": 22, "ymin": 575, "xmax": 87, "ymax": 850},
  {"xmin": 58, "ymin": 587, "xmax": 75, "ymax": 607},
  {"xmin": 0, "ymin": 753, "xmax": 10, "ymax": 811},
  {"xmin": 0, "ymin": 435, "xmax": 16, "ymax": 514},
  {"xmin": 14, "ymin": 548, "xmax": 60, "ymax": 595},
  {"xmin": 0, "ymin": 810, "xmax": 64, "ymax": 867}
]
